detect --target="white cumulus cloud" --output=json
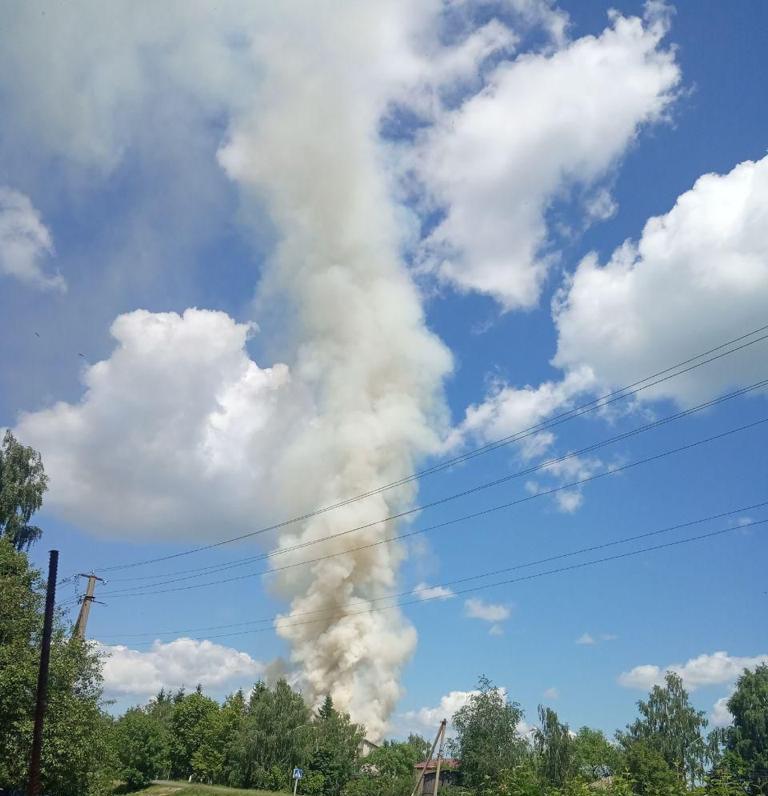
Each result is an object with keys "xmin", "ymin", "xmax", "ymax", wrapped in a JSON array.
[
  {"xmin": 416, "ymin": 5, "xmax": 680, "ymax": 310},
  {"xmin": 710, "ymin": 696, "xmax": 733, "ymax": 728},
  {"xmin": 96, "ymin": 637, "xmax": 264, "ymax": 698},
  {"xmin": 618, "ymin": 651, "xmax": 768, "ymax": 690},
  {"xmin": 0, "ymin": 187, "xmax": 64, "ymax": 292},
  {"xmin": 554, "ymin": 156, "xmax": 768, "ymax": 405},
  {"xmin": 404, "ymin": 689, "xmax": 480, "ymax": 731},
  {"xmin": 15, "ymin": 308, "xmax": 295, "ymax": 537}
]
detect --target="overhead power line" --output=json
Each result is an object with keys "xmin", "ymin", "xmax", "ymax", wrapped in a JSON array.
[
  {"xmin": 96, "ymin": 500, "xmax": 768, "ymax": 638},
  {"xmin": 92, "ymin": 411, "xmax": 768, "ymax": 600},
  {"xmin": 98, "ymin": 378, "xmax": 768, "ymax": 591},
  {"xmin": 103, "ymin": 515, "xmax": 766, "ymax": 649},
  {"xmin": 93, "ymin": 323, "xmax": 768, "ymax": 574}
]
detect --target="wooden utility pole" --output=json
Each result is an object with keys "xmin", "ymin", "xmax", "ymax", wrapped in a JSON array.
[
  {"xmin": 27, "ymin": 549, "xmax": 58, "ymax": 796},
  {"xmin": 73, "ymin": 573, "xmax": 104, "ymax": 639},
  {"xmin": 433, "ymin": 718, "xmax": 447, "ymax": 796},
  {"xmin": 410, "ymin": 719, "xmax": 447, "ymax": 796}
]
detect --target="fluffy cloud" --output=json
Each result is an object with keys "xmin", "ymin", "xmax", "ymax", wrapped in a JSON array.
[
  {"xmin": 710, "ymin": 696, "xmax": 733, "ymax": 728},
  {"xmin": 416, "ymin": 5, "xmax": 679, "ymax": 309},
  {"xmin": 543, "ymin": 687, "xmax": 559, "ymax": 700},
  {"xmin": 554, "ymin": 156, "xmax": 768, "ymax": 405},
  {"xmin": 618, "ymin": 651, "xmax": 768, "ymax": 690},
  {"xmin": 404, "ymin": 689, "xmax": 480, "ymax": 731},
  {"xmin": 402, "ymin": 685, "xmax": 533, "ymax": 737},
  {"xmin": 0, "ymin": 187, "xmax": 63, "ymax": 292},
  {"xmin": 576, "ymin": 633, "xmax": 595, "ymax": 645},
  {"xmin": 413, "ymin": 583, "xmax": 456, "ymax": 601},
  {"xmin": 96, "ymin": 637, "xmax": 263, "ymax": 697},
  {"xmin": 456, "ymin": 368, "xmax": 594, "ymax": 451},
  {"xmin": 464, "ymin": 597, "xmax": 511, "ymax": 622},
  {"xmin": 15, "ymin": 308, "xmax": 295, "ymax": 537},
  {"xmin": 452, "ymin": 153, "xmax": 768, "ymax": 485}
]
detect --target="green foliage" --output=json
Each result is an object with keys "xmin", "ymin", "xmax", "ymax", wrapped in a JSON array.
[
  {"xmin": 493, "ymin": 758, "xmax": 542, "ymax": 796},
  {"xmin": 309, "ymin": 694, "xmax": 365, "ymax": 796},
  {"xmin": 365, "ymin": 740, "xmax": 422, "ymax": 778},
  {"xmin": 342, "ymin": 772, "xmax": 413, "ymax": 796},
  {"xmin": 619, "ymin": 673, "xmax": 708, "ymax": 787},
  {"xmin": 407, "ymin": 733, "xmax": 432, "ymax": 762},
  {"xmin": 342, "ymin": 739, "xmax": 422, "ymax": 796},
  {"xmin": 170, "ymin": 688, "xmax": 221, "ymax": 780},
  {"xmin": 450, "ymin": 675, "xmax": 528, "ymax": 791},
  {"xmin": 720, "ymin": 664, "xmax": 768, "ymax": 795},
  {"xmin": 0, "ymin": 538, "xmax": 114, "ymax": 794},
  {"xmin": 535, "ymin": 705, "xmax": 574, "ymax": 788},
  {"xmin": 623, "ymin": 741, "xmax": 687, "ymax": 796},
  {"xmin": 229, "ymin": 679, "xmax": 312, "ymax": 789},
  {"xmin": 0, "ymin": 430, "xmax": 48, "ymax": 551},
  {"xmin": 114, "ymin": 707, "xmax": 171, "ymax": 789},
  {"xmin": 571, "ymin": 727, "xmax": 623, "ymax": 782}
]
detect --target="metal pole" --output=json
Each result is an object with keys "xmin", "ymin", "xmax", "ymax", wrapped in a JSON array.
[{"xmin": 28, "ymin": 549, "xmax": 58, "ymax": 796}]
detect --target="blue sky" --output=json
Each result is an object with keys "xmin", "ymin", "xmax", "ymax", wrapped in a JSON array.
[{"xmin": 1, "ymin": 0, "xmax": 766, "ymax": 740}]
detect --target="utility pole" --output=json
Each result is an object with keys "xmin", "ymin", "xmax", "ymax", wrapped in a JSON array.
[
  {"xmin": 411, "ymin": 719, "xmax": 446, "ymax": 796},
  {"xmin": 27, "ymin": 549, "xmax": 58, "ymax": 796},
  {"xmin": 433, "ymin": 718, "xmax": 447, "ymax": 796},
  {"xmin": 73, "ymin": 573, "xmax": 104, "ymax": 639}
]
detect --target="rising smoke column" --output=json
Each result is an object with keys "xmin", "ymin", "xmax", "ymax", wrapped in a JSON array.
[{"xmin": 218, "ymin": 3, "xmax": 452, "ymax": 739}]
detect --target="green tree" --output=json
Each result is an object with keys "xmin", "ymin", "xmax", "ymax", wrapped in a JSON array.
[
  {"xmin": 365, "ymin": 740, "xmax": 421, "ymax": 779},
  {"xmin": 407, "ymin": 733, "xmax": 432, "ymax": 761},
  {"xmin": 571, "ymin": 727, "xmax": 623, "ymax": 782},
  {"xmin": 721, "ymin": 664, "xmax": 768, "ymax": 795},
  {"xmin": 345, "ymin": 740, "xmax": 422, "ymax": 796},
  {"xmin": 0, "ymin": 430, "xmax": 48, "ymax": 551},
  {"xmin": 450, "ymin": 675, "xmax": 529, "ymax": 792},
  {"xmin": 0, "ymin": 538, "xmax": 113, "ymax": 794},
  {"xmin": 623, "ymin": 741, "xmax": 686, "ymax": 796},
  {"xmin": 193, "ymin": 689, "xmax": 248, "ymax": 785},
  {"xmin": 113, "ymin": 707, "xmax": 170, "ymax": 789},
  {"xmin": 535, "ymin": 705, "xmax": 574, "ymax": 788},
  {"xmin": 310, "ymin": 695, "xmax": 365, "ymax": 796},
  {"xmin": 170, "ymin": 687, "xmax": 220, "ymax": 780},
  {"xmin": 230, "ymin": 679, "xmax": 312, "ymax": 789},
  {"xmin": 619, "ymin": 673, "xmax": 708, "ymax": 786}
]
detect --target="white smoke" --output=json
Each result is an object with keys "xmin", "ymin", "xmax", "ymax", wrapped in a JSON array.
[{"xmin": 217, "ymin": 2, "xmax": 453, "ymax": 738}]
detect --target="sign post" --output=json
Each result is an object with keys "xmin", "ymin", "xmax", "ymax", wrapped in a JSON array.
[{"xmin": 292, "ymin": 767, "xmax": 303, "ymax": 796}]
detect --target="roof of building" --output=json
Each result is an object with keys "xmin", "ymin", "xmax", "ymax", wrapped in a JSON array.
[{"xmin": 414, "ymin": 758, "xmax": 460, "ymax": 771}]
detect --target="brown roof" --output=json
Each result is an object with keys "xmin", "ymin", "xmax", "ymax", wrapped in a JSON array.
[{"xmin": 415, "ymin": 759, "xmax": 460, "ymax": 771}]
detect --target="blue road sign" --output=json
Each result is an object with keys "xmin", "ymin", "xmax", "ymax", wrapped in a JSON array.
[{"xmin": 293, "ymin": 768, "xmax": 303, "ymax": 780}]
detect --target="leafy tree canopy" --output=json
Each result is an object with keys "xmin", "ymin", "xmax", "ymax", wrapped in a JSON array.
[
  {"xmin": 0, "ymin": 430, "xmax": 48, "ymax": 551},
  {"xmin": 619, "ymin": 673, "xmax": 708, "ymax": 786},
  {"xmin": 450, "ymin": 674, "xmax": 528, "ymax": 790}
]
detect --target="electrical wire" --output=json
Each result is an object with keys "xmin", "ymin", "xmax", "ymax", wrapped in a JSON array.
[
  {"xmin": 94, "ymin": 500, "xmax": 768, "ymax": 638},
  {"xmin": 92, "ymin": 323, "xmax": 768, "ymax": 574},
  {"xmin": 91, "ymin": 412, "xmax": 768, "ymax": 600},
  {"xmin": 97, "ymin": 377, "xmax": 768, "ymax": 591},
  {"xmin": 101, "ymin": 516, "xmax": 766, "ymax": 648}
]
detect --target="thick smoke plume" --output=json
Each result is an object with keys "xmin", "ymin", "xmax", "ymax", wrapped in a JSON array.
[{"xmin": 218, "ymin": 3, "xmax": 452, "ymax": 739}]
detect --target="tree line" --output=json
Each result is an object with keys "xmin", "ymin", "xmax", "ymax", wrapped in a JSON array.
[{"xmin": 1, "ymin": 431, "xmax": 766, "ymax": 795}]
